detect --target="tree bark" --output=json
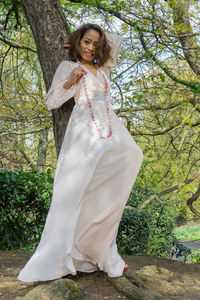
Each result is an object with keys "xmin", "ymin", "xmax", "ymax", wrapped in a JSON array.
[
  {"xmin": 36, "ymin": 128, "xmax": 49, "ymax": 172},
  {"xmin": 169, "ymin": 0, "xmax": 200, "ymax": 76},
  {"xmin": 20, "ymin": 0, "xmax": 75, "ymax": 157},
  {"xmin": 187, "ymin": 184, "xmax": 200, "ymax": 217}
]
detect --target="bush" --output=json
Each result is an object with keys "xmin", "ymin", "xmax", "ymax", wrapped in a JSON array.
[
  {"xmin": 117, "ymin": 183, "xmax": 175, "ymax": 258},
  {"xmin": 145, "ymin": 198, "xmax": 175, "ymax": 257},
  {"xmin": 188, "ymin": 250, "xmax": 200, "ymax": 263},
  {"xmin": 170, "ymin": 233, "xmax": 192, "ymax": 262},
  {"xmin": 0, "ymin": 169, "xmax": 53, "ymax": 250},
  {"xmin": 1, "ymin": 171, "xmax": 175, "ymax": 260},
  {"xmin": 117, "ymin": 209, "xmax": 151, "ymax": 255}
]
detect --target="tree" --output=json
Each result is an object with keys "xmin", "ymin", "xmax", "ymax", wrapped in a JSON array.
[
  {"xmin": 0, "ymin": 31, "xmax": 54, "ymax": 171},
  {"xmin": 1, "ymin": 0, "xmax": 199, "ymax": 215},
  {"xmin": 20, "ymin": 0, "xmax": 75, "ymax": 156}
]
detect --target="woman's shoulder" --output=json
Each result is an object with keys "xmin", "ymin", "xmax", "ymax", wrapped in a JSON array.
[
  {"xmin": 99, "ymin": 65, "xmax": 110, "ymax": 80},
  {"xmin": 60, "ymin": 60, "xmax": 78, "ymax": 66},
  {"xmin": 54, "ymin": 61, "xmax": 79, "ymax": 76},
  {"xmin": 57, "ymin": 60, "xmax": 78, "ymax": 70}
]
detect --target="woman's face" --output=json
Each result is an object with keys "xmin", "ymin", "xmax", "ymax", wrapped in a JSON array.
[{"xmin": 80, "ymin": 29, "xmax": 100, "ymax": 64}]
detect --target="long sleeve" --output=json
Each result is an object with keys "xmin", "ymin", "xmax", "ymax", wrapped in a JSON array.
[
  {"xmin": 103, "ymin": 33, "xmax": 122, "ymax": 70},
  {"xmin": 45, "ymin": 61, "xmax": 77, "ymax": 111}
]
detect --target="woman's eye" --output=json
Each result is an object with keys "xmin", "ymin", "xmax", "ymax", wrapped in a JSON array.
[{"xmin": 84, "ymin": 40, "xmax": 90, "ymax": 44}]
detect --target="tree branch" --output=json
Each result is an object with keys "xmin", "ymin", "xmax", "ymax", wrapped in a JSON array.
[
  {"xmin": 0, "ymin": 128, "xmax": 46, "ymax": 137},
  {"xmin": 137, "ymin": 170, "xmax": 200, "ymax": 210},
  {"xmin": 130, "ymin": 126, "xmax": 177, "ymax": 136},
  {"xmin": 115, "ymin": 101, "xmax": 184, "ymax": 114},
  {"xmin": 19, "ymin": 149, "xmax": 35, "ymax": 170},
  {"xmin": 138, "ymin": 30, "xmax": 200, "ymax": 93},
  {"xmin": 67, "ymin": 0, "xmax": 200, "ymax": 93},
  {"xmin": 0, "ymin": 33, "xmax": 37, "ymax": 52},
  {"xmin": 167, "ymin": 0, "xmax": 200, "ymax": 76},
  {"xmin": 187, "ymin": 184, "xmax": 200, "ymax": 217}
]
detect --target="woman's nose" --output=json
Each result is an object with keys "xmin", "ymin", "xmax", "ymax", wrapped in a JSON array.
[{"xmin": 88, "ymin": 43, "xmax": 95, "ymax": 52}]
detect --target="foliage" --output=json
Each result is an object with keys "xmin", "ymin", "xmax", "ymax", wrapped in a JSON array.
[
  {"xmin": 144, "ymin": 196, "xmax": 175, "ymax": 258},
  {"xmin": 170, "ymin": 234, "xmax": 192, "ymax": 262},
  {"xmin": 173, "ymin": 224, "xmax": 200, "ymax": 241},
  {"xmin": 0, "ymin": 19, "xmax": 55, "ymax": 171},
  {"xmin": 0, "ymin": 171, "xmax": 193, "ymax": 264},
  {"xmin": 117, "ymin": 209, "xmax": 151, "ymax": 255},
  {"xmin": 0, "ymin": 0, "xmax": 200, "ymax": 220},
  {"xmin": 1, "ymin": 172, "xmax": 176, "ymax": 260},
  {"xmin": 188, "ymin": 250, "xmax": 200, "ymax": 264},
  {"xmin": 127, "ymin": 182, "xmax": 156, "ymax": 208},
  {"xmin": 0, "ymin": 169, "xmax": 53, "ymax": 250},
  {"xmin": 117, "ymin": 184, "xmax": 175, "ymax": 258}
]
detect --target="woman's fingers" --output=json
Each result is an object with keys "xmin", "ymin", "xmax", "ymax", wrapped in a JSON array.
[
  {"xmin": 80, "ymin": 67, "xmax": 87, "ymax": 75},
  {"xmin": 73, "ymin": 67, "xmax": 87, "ymax": 83},
  {"xmin": 75, "ymin": 66, "xmax": 87, "ymax": 75}
]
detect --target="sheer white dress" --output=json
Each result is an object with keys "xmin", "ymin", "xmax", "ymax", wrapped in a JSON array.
[{"xmin": 17, "ymin": 33, "xmax": 143, "ymax": 282}]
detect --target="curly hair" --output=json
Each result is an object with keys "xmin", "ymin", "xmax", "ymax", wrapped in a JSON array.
[{"xmin": 68, "ymin": 24, "xmax": 111, "ymax": 67}]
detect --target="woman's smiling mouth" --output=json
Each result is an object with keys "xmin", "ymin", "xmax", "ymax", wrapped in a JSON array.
[{"xmin": 85, "ymin": 51, "xmax": 94, "ymax": 57}]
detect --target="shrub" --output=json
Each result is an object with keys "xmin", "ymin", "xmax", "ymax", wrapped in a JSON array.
[
  {"xmin": 117, "ymin": 209, "xmax": 151, "ymax": 255},
  {"xmin": 117, "ymin": 183, "xmax": 175, "ymax": 258},
  {"xmin": 170, "ymin": 233, "xmax": 192, "ymax": 262},
  {"xmin": 0, "ymin": 169, "xmax": 53, "ymax": 250},
  {"xmin": 144, "ymin": 196, "xmax": 175, "ymax": 257},
  {"xmin": 188, "ymin": 250, "xmax": 200, "ymax": 263},
  {"xmin": 1, "ymin": 171, "xmax": 175, "ymax": 260}
]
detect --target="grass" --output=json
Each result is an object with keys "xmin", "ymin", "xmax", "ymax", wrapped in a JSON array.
[{"xmin": 173, "ymin": 224, "xmax": 200, "ymax": 240}]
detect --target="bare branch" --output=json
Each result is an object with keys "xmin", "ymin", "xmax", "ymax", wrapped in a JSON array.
[
  {"xmin": 187, "ymin": 184, "xmax": 200, "ymax": 217},
  {"xmin": 0, "ymin": 33, "xmax": 37, "ymax": 53},
  {"xmin": 18, "ymin": 149, "xmax": 35, "ymax": 169},
  {"xmin": 137, "ymin": 170, "xmax": 200, "ymax": 210},
  {"xmin": 115, "ymin": 101, "xmax": 184, "ymax": 114},
  {"xmin": 67, "ymin": 0, "xmax": 200, "ymax": 93}
]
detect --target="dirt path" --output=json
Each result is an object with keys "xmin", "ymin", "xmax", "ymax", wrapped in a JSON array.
[{"xmin": 1, "ymin": 250, "xmax": 200, "ymax": 299}]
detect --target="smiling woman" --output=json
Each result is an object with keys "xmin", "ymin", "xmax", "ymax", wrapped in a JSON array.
[
  {"xmin": 69, "ymin": 24, "xmax": 111, "ymax": 69},
  {"xmin": 17, "ymin": 23, "xmax": 143, "ymax": 282},
  {"xmin": 80, "ymin": 29, "xmax": 100, "ymax": 63}
]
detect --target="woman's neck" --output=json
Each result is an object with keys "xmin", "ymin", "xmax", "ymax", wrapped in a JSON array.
[
  {"xmin": 80, "ymin": 60, "xmax": 95, "ymax": 67},
  {"xmin": 80, "ymin": 60, "xmax": 97, "ymax": 75}
]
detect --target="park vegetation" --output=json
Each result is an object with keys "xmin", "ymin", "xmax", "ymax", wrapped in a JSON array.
[{"xmin": 0, "ymin": 0, "xmax": 199, "ymax": 253}]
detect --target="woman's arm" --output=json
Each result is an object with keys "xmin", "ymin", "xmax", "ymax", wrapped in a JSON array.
[
  {"xmin": 102, "ymin": 33, "xmax": 122, "ymax": 76},
  {"xmin": 45, "ymin": 61, "xmax": 85, "ymax": 111},
  {"xmin": 63, "ymin": 66, "xmax": 87, "ymax": 89}
]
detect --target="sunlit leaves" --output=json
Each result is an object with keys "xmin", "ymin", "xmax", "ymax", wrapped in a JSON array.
[{"xmin": 1, "ymin": 0, "xmax": 199, "ymax": 217}]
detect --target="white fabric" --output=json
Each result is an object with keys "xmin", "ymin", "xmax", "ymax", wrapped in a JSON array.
[{"xmin": 17, "ymin": 33, "xmax": 143, "ymax": 282}]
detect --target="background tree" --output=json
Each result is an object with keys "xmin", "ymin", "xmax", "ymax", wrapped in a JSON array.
[{"xmin": 0, "ymin": 0, "xmax": 199, "ymax": 218}]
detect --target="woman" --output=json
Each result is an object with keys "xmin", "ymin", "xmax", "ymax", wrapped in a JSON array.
[{"xmin": 18, "ymin": 24, "xmax": 143, "ymax": 282}]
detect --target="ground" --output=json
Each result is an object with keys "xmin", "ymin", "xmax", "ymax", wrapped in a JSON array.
[{"xmin": 1, "ymin": 250, "xmax": 200, "ymax": 299}]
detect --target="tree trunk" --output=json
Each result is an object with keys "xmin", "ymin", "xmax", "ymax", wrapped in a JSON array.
[
  {"xmin": 170, "ymin": 0, "xmax": 200, "ymax": 76},
  {"xmin": 20, "ymin": 0, "xmax": 75, "ymax": 157},
  {"xmin": 36, "ymin": 128, "xmax": 49, "ymax": 172}
]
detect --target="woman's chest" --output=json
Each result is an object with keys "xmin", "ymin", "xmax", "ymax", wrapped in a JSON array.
[{"xmin": 75, "ymin": 71, "xmax": 110, "ymax": 103}]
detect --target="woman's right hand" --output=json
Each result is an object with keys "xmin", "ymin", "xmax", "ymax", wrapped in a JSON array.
[
  {"xmin": 63, "ymin": 66, "xmax": 87, "ymax": 89},
  {"xmin": 71, "ymin": 66, "xmax": 87, "ymax": 84}
]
